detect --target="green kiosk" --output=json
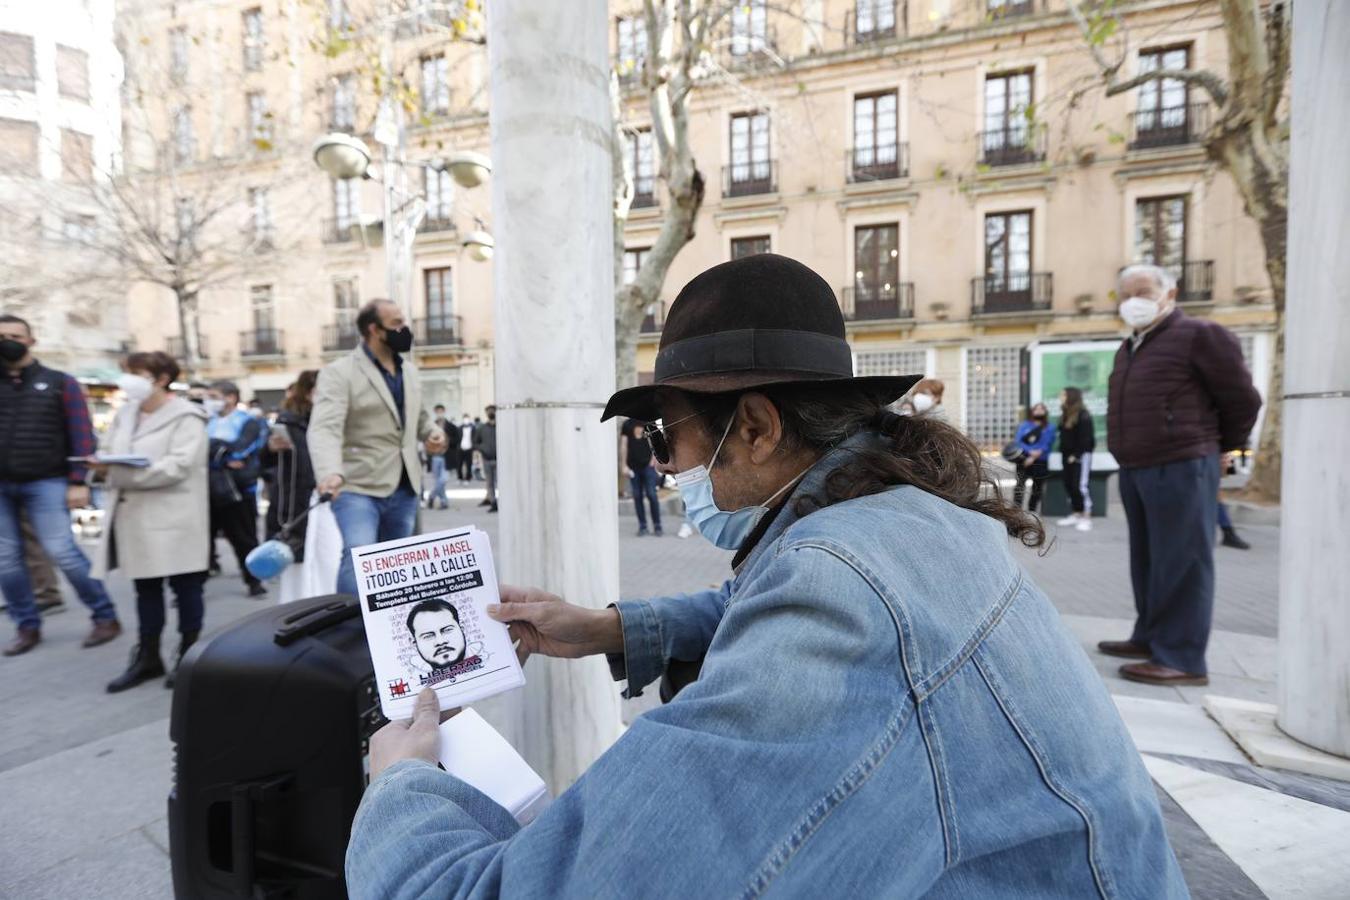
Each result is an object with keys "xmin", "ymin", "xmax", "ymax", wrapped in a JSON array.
[{"xmin": 1028, "ymin": 340, "xmax": 1120, "ymax": 518}]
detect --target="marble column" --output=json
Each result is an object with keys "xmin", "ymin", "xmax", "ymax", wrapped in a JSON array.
[
  {"xmin": 477, "ymin": 0, "xmax": 624, "ymax": 789},
  {"xmin": 1277, "ymin": 0, "xmax": 1350, "ymax": 757}
]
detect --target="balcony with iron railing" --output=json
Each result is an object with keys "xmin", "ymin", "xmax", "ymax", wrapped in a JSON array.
[
  {"xmin": 1128, "ymin": 103, "xmax": 1210, "ymax": 151},
  {"xmin": 984, "ymin": 0, "xmax": 1040, "ymax": 20},
  {"xmin": 414, "ymin": 316, "xmax": 463, "ymax": 348},
  {"xmin": 971, "ymin": 272, "xmax": 1053, "ymax": 316},
  {"xmin": 844, "ymin": 3, "xmax": 906, "ymax": 45},
  {"xmin": 639, "ymin": 302, "xmax": 665, "ymax": 335},
  {"xmin": 846, "ymin": 143, "xmax": 910, "ymax": 183},
  {"xmin": 322, "ymin": 323, "xmax": 361, "ymax": 354},
  {"xmin": 322, "ymin": 217, "xmax": 363, "ymax": 244},
  {"xmin": 977, "ymin": 127, "xmax": 1047, "ymax": 168},
  {"xmin": 722, "ymin": 161, "xmax": 777, "ymax": 199},
  {"xmin": 240, "ymin": 328, "xmax": 284, "ymax": 359},
  {"xmin": 166, "ymin": 335, "xmax": 209, "ymax": 361},
  {"xmin": 841, "ymin": 284, "xmax": 915, "ymax": 323},
  {"xmin": 719, "ymin": 25, "xmax": 778, "ymax": 65},
  {"xmin": 632, "ymin": 174, "xmax": 658, "ymax": 209},
  {"xmin": 417, "ymin": 212, "xmax": 457, "ymax": 235},
  {"xmin": 1124, "ymin": 260, "xmax": 1215, "ymax": 305}
]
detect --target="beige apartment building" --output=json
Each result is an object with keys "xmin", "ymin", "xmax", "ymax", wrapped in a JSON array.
[
  {"xmin": 118, "ymin": 0, "xmax": 495, "ymax": 413},
  {"xmin": 119, "ymin": 0, "xmax": 1275, "ymax": 449}
]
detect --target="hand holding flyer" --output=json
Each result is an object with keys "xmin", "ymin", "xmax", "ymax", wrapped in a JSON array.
[{"xmin": 354, "ymin": 527, "xmax": 525, "ymax": 719}]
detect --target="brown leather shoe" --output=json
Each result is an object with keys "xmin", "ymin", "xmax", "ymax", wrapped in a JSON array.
[
  {"xmin": 3, "ymin": 627, "xmax": 40, "ymax": 657},
  {"xmin": 1119, "ymin": 662, "xmax": 1209, "ymax": 686},
  {"xmin": 82, "ymin": 619, "xmax": 122, "ymax": 648},
  {"xmin": 1096, "ymin": 640, "xmax": 1151, "ymax": 659}
]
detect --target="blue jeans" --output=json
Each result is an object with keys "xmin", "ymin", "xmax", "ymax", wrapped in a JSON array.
[
  {"xmin": 630, "ymin": 466, "xmax": 662, "ymax": 530},
  {"xmin": 332, "ymin": 486, "xmax": 419, "ymax": 597},
  {"xmin": 0, "ymin": 478, "xmax": 117, "ymax": 631},
  {"xmin": 429, "ymin": 456, "xmax": 448, "ymax": 505}
]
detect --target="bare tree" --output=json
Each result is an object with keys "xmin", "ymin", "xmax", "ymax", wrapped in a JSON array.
[{"xmin": 1069, "ymin": 0, "xmax": 1290, "ymax": 501}]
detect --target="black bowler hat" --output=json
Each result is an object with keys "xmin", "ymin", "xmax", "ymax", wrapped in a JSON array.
[{"xmin": 602, "ymin": 254, "xmax": 923, "ymax": 422}]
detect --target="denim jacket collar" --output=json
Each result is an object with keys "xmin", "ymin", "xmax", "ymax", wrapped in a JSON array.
[{"xmin": 732, "ymin": 428, "xmax": 885, "ymax": 578}]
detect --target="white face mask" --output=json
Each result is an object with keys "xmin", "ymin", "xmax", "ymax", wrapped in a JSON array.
[
  {"xmin": 203, "ymin": 398, "xmax": 226, "ymax": 417},
  {"xmin": 1119, "ymin": 297, "xmax": 1163, "ymax": 330},
  {"xmin": 912, "ymin": 392, "xmax": 935, "ymax": 413},
  {"xmin": 117, "ymin": 373, "xmax": 155, "ymax": 404}
]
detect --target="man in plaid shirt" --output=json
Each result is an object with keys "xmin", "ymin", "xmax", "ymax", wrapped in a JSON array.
[{"xmin": 0, "ymin": 314, "xmax": 121, "ymax": 657}]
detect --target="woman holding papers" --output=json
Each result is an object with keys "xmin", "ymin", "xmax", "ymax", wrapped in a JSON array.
[
  {"xmin": 91, "ymin": 351, "xmax": 211, "ymax": 692},
  {"xmin": 346, "ymin": 257, "xmax": 1184, "ymax": 898}
]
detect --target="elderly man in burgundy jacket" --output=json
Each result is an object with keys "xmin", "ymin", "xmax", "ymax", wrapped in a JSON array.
[{"xmin": 1100, "ymin": 264, "xmax": 1262, "ymax": 686}]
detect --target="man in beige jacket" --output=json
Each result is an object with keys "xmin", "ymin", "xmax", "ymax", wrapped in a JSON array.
[{"xmin": 309, "ymin": 300, "xmax": 447, "ymax": 596}]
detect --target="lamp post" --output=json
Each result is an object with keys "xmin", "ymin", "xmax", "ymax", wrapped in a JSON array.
[{"xmin": 311, "ymin": 130, "xmax": 494, "ymax": 304}]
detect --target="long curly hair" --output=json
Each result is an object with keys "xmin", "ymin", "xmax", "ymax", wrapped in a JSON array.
[{"xmin": 698, "ymin": 382, "xmax": 1046, "ymax": 549}]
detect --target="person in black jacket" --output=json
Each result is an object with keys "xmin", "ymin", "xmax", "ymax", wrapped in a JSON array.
[
  {"xmin": 263, "ymin": 371, "xmax": 318, "ymax": 553},
  {"xmin": 205, "ymin": 380, "xmax": 268, "ymax": 597},
  {"xmin": 474, "ymin": 406, "xmax": 498, "ymax": 512},
  {"xmin": 1055, "ymin": 387, "xmax": 1096, "ymax": 533}
]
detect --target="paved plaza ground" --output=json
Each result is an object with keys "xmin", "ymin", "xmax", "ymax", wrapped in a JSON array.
[{"xmin": 2, "ymin": 485, "xmax": 1347, "ymax": 898}]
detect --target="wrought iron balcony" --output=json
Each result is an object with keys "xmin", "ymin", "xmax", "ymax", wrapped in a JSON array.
[
  {"xmin": 166, "ymin": 335, "xmax": 208, "ymax": 361},
  {"xmin": 1128, "ymin": 103, "xmax": 1210, "ymax": 150},
  {"xmin": 322, "ymin": 323, "xmax": 360, "ymax": 353},
  {"xmin": 414, "ymin": 316, "xmax": 462, "ymax": 348},
  {"xmin": 417, "ymin": 213, "xmax": 457, "ymax": 235},
  {"xmin": 841, "ymin": 285, "xmax": 915, "ymax": 322},
  {"xmin": 639, "ymin": 302, "xmax": 665, "ymax": 334},
  {"xmin": 632, "ymin": 175, "xmax": 658, "ymax": 209},
  {"xmin": 722, "ymin": 161, "xmax": 777, "ymax": 198},
  {"xmin": 846, "ymin": 143, "xmax": 909, "ymax": 182},
  {"xmin": 239, "ymin": 328, "xmax": 284, "ymax": 358},
  {"xmin": 977, "ymin": 127, "xmax": 1047, "ymax": 168},
  {"xmin": 844, "ymin": 4, "xmax": 906, "ymax": 45},
  {"xmin": 971, "ymin": 272, "xmax": 1053, "ymax": 316},
  {"xmin": 1176, "ymin": 259, "xmax": 1215, "ymax": 303},
  {"xmin": 985, "ymin": 0, "xmax": 1039, "ymax": 19},
  {"xmin": 321, "ymin": 217, "xmax": 362, "ymax": 244}
]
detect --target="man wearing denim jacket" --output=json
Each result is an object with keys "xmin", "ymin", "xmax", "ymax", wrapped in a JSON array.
[{"xmin": 347, "ymin": 256, "xmax": 1186, "ymax": 899}]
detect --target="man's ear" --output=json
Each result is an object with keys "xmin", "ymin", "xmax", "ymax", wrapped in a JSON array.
[{"xmin": 735, "ymin": 393, "xmax": 784, "ymax": 465}]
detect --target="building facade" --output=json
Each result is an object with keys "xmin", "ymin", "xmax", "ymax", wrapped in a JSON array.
[
  {"xmin": 0, "ymin": 0, "xmax": 127, "ymax": 378},
  {"xmin": 117, "ymin": 0, "xmax": 1275, "ymax": 450},
  {"xmin": 117, "ymin": 0, "xmax": 495, "ymax": 414},
  {"xmin": 619, "ymin": 0, "xmax": 1276, "ymax": 452}
]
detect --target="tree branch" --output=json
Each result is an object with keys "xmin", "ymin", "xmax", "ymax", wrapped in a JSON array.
[{"xmin": 1102, "ymin": 67, "xmax": 1229, "ymax": 108}]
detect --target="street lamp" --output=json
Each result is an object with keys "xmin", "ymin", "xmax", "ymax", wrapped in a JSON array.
[
  {"xmin": 462, "ymin": 229, "xmax": 494, "ymax": 261},
  {"xmin": 312, "ymin": 133, "xmax": 373, "ymax": 180}
]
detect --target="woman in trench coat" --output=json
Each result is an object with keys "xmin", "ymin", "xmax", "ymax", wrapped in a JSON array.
[{"xmin": 92, "ymin": 351, "xmax": 211, "ymax": 693}]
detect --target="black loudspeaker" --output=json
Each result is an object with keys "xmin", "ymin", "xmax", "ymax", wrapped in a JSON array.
[{"xmin": 169, "ymin": 594, "xmax": 385, "ymax": 899}]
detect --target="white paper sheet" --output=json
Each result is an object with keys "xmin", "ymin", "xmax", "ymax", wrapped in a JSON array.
[
  {"xmin": 439, "ymin": 709, "xmax": 552, "ymax": 825},
  {"xmin": 354, "ymin": 526, "xmax": 525, "ymax": 719}
]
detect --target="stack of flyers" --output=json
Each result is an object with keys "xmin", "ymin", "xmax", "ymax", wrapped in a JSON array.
[{"xmin": 353, "ymin": 526, "xmax": 525, "ymax": 720}]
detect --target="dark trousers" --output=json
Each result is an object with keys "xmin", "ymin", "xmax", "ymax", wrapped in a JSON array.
[
  {"xmin": 458, "ymin": 452, "xmax": 473, "ymax": 482},
  {"xmin": 134, "ymin": 572, "xmax": 207, "ymax": 639},
  {"xmin": 1012, "ymin": 459, "xmax": 1048, "ymax": 512},
  {"xmin": 1119, "ymin": 454, "xmax": 1220, "ymax": 674},
  {"xmin": 210, "ymin": 496, "xmax": 261, "ymax": 588},
  {"xmin": 630, "ymin": 466, "xmax": 662, "ymax": 530},
  {"xmin": 1063, "ymin": 453, "xmax": 1093, "ymax": 514}
]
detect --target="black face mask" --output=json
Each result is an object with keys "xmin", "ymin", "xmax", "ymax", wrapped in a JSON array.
[
  {"xmin": 0, "ymin": 339, "xmax": 28, "ymax": 363},
  {"xmin": 384, "ymin": 325, "xmax": 414, "ymax": 354}
]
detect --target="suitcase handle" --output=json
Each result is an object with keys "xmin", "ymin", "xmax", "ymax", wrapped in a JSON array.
[{"xmin": 273, "ymin": 598, "xmax": 360, "ymax": 647}]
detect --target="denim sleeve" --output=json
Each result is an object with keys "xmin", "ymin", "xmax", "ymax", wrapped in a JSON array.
[
  {"xmin": 345, "ymin": 548, "xmax": 942, "ymax": 898},
  {"xmin": 604, "ymin": 580, "xmax": 732, "ymax": 698}
]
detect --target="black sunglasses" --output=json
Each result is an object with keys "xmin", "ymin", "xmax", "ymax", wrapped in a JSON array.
[{"xmin": 642, "ymin": 411, "xmax": 703, "ymax": 465}]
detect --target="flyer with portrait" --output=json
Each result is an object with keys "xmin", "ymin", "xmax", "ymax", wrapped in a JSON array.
[{"xmin": 353, "ymin": 526, "xmax": 525, "ymax": 720}]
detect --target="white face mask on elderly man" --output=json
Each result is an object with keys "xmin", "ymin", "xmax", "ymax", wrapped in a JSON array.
[{"xmin": 1118, "ymin": 297, "xmax": 1163, "ymax": 330}]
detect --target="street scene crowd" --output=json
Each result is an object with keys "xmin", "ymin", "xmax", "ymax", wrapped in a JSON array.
[{"xmin": 4, "ymin": 0, "xmax": 1347, "ymax": 896}]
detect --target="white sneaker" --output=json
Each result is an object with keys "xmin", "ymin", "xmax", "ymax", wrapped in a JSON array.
[
  {"xmin": 1056, "ymin": 516, "xmax": 1077, "ymax": 527},
  {"xmin": 1075, "ymin": 518, "xmax": 1093, "ymax": 532},
  {"xmin": 677, "ymin": 522, "xmax": 694, "ymax": 539}
]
